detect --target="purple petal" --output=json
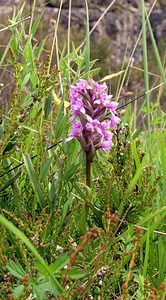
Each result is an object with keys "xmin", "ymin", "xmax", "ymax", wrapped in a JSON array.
[
  {"xmin": 68, "ymin": 79, "xmax": 121, "ymax": 156},
  {"xmin": 86, "ymin": 122, "xmax": 94, "ymax": 131},
  {"xmin": 101, "ymin": 140, "xmax": 113, "ymax": 151},
  {"xmin": 109, "ymin": 115, "xmax": 121, "ymax": 128},
  {"xmin": 107, "ymin": 101, "xmax": 119, "ymax": 112},
  {"xmin": 71, "ymin": 120, "xmax": 83, "ymax": 137},
  {"xmin": 104, "ymin": 131, "xmax": 113, "ymax": 140},
  {"xmin": 77, "ymin": 79, "xmax": 92, "ymax": 90},
  {"xmin": 101, "ymin": 122, "xmax": 110, "ymax": 131}
]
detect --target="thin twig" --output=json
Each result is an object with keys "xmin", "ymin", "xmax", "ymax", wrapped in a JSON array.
[
  {"xmin": 113, "ymin": 205, "xmax": 132, "ymax": 236},
  {"xmin": 117, "ymin": 0, "xmax": 158, "ymax": 100},
  {"xmin": 0, "ymin": 141, "xmax": 62, "ymax": 178},
  {"xmin": 117, "ymin": 81, "xmax": 166, "ymax": 110},
  {"xmin": 80, "ymin": 0, "xmax": 117, "ymax": 48},
  {"xmin": 49, "ymin": 1, "xmax": 64, "ymax": 95},
  {"xmin": 67, "ymin": 0, "xmax": 72, "ymax": 57},
  {"xmin": 118, "ymin": 218, "xmax": 166, "ymax": 237},
  {"xmin": 0, "ymin": 16, "xmax": 31, "ymax": 33}
]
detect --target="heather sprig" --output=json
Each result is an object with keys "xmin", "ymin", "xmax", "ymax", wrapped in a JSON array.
[{"xmin": 67, "ymin": 79, "xmax": 120, "ymax": 186}]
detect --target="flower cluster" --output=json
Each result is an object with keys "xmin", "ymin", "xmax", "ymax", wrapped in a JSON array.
[{"xmin": 67, "ymin": 79, "xmax": 120, "ymax": 160}]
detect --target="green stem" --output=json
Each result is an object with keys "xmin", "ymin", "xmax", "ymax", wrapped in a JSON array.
[
  {"xmin": 85, "ymin": 153, "xmax": 91, "ymax": 220},
  {"xmin": 29, "ymin": 0, "xmax": 36, "ymax": 36},
  {"xmin": 86, "ymin": 153, "xmax": 91, "ymax": 188},
  {"xmin": 141, "ymin": 0, "xmax": 151, "ymax": 138}
]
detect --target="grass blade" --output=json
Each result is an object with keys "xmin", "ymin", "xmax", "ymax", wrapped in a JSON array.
[
  {"xmin": 84, "ymin": 0, "xmax": 90, "ymax": 75},
  {"xmin": 141, "ymin": 0, "xmax": 151, "ymax": 136},
  {"xmin": 145, "ymin": 8, "xmax": 166, "ymax": 92},
  {"xmin": 23, "ymin": 153, "xmax": 46, "ymax": 209},
  {"xmin": 0, "ymin": 214, "xmax": 64, "ymax": 295},
  {"xmin": 39, "ymin": 157, "xmax": 53, "ymax": 182},
  {"xmin": 143, "ymin": 223, "xmax": 150, "ymax": 276}
]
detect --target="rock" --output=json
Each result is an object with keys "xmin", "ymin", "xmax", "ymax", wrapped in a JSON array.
[
  {"xmin": 45, "ymin": 0, "xmax": 110, "ymax": 8},
  {"xmin": 150, "ymin": 9, "xmax": 166, "ymax": 42},
  {"xmin": 42, "ymin": 0, "xmax": 166, "ymax": 63},
  {"xmin": 0, "ymin": 0, "xmax": 165, "ymax": 63}
]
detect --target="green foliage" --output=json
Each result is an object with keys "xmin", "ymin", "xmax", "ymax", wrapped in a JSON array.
[{"xmin": 0, "ymin": 2, "xmax": 166, "ymax": 300}]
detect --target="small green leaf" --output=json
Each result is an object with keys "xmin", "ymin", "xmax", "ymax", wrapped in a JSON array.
[
  {"xmin": 73, "ymin": 183, "xmax": 86, "ymax": 200},
  {"xmin": 132, "ymin": 128, "xmax": 142, "ymax": 140},
  {"xmin": 22, "ymin": 73, "xmax": 31, "ymax": 86},
  {"xmin": 35, "ymin": 254, "xmax": 69, "ymax": 275},
  {"xmin": 31, "ymin": 13, "xmax": 44, "ymax": 38},
  {"xmin": 44, "ymin": 94, "xmax": 53, "ymax": 119},
  {"xmin": 67, "ymin": 267, "xmax": 86, "ymax": 279},
  {"xmin": 49, "ymin": 254, "xmax": 70, "ymax": 273},
  {"xmin": 39, "ymin": 157, "xmax": 53, "ymax": 182},
  {"xmin": 0, "ymin": 172, "xmax": 21, "ymax": 192},
  {"xmin": 63, "ymin": 163, "xmax": 79, "ymax": 180},
  {"xmin": 7, "ymin": 260, "xmax": 26, "ymax": 279},
  {"xmin": 55, "ymin": 111, "xmax": 68, "ymax": 140},
  {"xmin": 23, "ymin": 153, "xmax": 46, "ymax": 208},
  {"xmin": 100, "ymin": 70, "xmax": 125, "ymax": 82},
  {"xmin": 35, "ymin": 39, "xmax": 46, "ymax": 59},
  {"xmin": 49, "ymin": 179, "xmax": 57, "ymax": 211},
  {"xmin": 12, "ymin": 285, "xmax": 25, "ymax": 297},
  {"xmin": 33, "ymin": 285, "xmax": 47, "ymax": 300}
]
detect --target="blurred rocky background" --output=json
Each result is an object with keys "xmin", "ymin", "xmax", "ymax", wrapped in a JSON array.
[
  {"xmin": 0, "ymin": 0, "xmax": 166, "ymax": 104},
  {"xmin": 0, "ymin": 0, "xmax": 165, "ymax": 61}
]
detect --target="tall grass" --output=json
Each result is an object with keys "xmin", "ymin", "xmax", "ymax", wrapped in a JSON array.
[{"xmin": 0, "ymin": 0, "xmax": 166, "ymax": 299}]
